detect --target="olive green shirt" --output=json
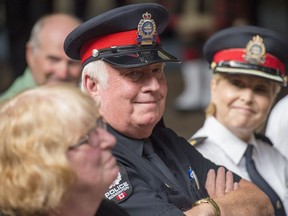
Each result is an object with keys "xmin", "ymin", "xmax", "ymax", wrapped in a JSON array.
[{"xmin": 0, "ymin": 68, "xmax": 36, "ymax": 102}]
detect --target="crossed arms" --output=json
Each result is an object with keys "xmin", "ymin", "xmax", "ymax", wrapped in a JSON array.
[{"xmin": 184, "ymin": 167, "xmax": 274, "ymax": 216}]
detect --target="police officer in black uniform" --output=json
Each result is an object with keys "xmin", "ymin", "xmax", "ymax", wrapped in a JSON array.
[{"xmin": 64, "ymin": 3, "xmax": 274, "ymax": 216}]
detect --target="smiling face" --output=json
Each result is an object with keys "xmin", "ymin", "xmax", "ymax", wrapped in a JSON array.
[
  {"xmin": 26, "ymin": 14, "xmax": 82, "ymax": 85},
  {"xmin": 211, "ymin": 74, "xmax": 279, "ymax": 141},
  {"xmin": 85, "ymin": 62, "xmax": 167, "ymax": 139}
]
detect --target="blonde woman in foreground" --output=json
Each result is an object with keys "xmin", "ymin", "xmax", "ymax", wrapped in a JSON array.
[{"xmin": 0, "ymin": 84, "xmax": 128, "ymax": 216}]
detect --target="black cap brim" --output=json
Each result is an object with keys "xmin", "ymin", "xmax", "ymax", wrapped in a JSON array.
[{"xmin": 83, "ymin": 45, "xmax": 180, "ymax": 67}]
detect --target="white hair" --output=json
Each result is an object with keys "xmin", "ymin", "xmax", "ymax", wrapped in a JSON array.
[{"xmin": 81, "ymin": 60, "xmax": 110, "ymax": 105}]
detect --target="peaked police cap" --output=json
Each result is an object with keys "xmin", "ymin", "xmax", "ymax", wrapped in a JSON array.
[
  {"xmin": 204, "ymin": 25, "xmax": 288, "ymax": 86},
  {"xmin": 64, "ymin": 3, "xmax": 180, "ymax": 68}
]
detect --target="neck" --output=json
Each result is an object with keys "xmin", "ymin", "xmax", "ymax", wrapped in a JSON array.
[
  {"xmin": 122, "ymin": 127, "xmax": 153, "ymax": 139},
  {"xmin": 110, "ymin": 123, "xmax": 154, "ymax": 139},
  {"xmin": 230, "ymin": 128, "xmax": 253, "ymax": 142}
]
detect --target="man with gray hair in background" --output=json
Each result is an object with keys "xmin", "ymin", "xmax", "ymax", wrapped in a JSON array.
[{"xmin": 0, "ymin": 13, "xmax": 82, "ymax": 101}]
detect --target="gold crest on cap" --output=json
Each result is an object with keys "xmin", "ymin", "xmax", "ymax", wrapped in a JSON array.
[
  {"xmin": 244, "ymin": 35, "xmax": 266, "ymax": 64},
  {"xmin": 136, "ymin": 12, "xmax": 157, "ymax": 45}
]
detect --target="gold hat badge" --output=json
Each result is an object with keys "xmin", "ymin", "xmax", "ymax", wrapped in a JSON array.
[
  {"xmin": 244, "ymin": 35, "xmax": 266, "ymax": 65},
  {"xmin": 136, "ymin": 12, "xmax": 157, "ymax": 45}
]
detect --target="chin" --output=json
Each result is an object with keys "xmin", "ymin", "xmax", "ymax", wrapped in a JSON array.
[
  {"xmin": 145, "ymin": 112, "xmax": 162, "ymax": 122},
  {"xmin": 230, "ymin": 122, "xmax": 254, "ymax": 131},
  {"xmin": 142, "ymin": 118, "xmax": 159, "ymax": 127}
]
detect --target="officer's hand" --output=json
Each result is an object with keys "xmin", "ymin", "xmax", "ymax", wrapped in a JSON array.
[
  {"xmin": 205, "ymin": 167, "xmax": 239, "ymax": 198},
  {"xmin": 184, "ymin": 168, "xmax": 239, "ymax": 215}
]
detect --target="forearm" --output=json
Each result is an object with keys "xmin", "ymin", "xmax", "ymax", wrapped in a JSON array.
[
  {"xmin": 214, "ymin": 179, "xmax": 274, "ymax": 216},
  {"xmin": 184, "ymin": 179, "xmax": 273, "ymax": 216}
]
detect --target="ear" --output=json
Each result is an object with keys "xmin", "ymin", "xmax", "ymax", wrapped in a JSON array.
[
  {"xmin": 83, "ymin": 74, "xmax": 99, "ymax": 97},
  {"xmin": 25, "ymin": 42, "xmax": 34, "ymax": 68}
]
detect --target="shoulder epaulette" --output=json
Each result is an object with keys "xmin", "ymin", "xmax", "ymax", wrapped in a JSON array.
[
  {"xmin": 255, "ymin": 133, "xmax": 273, "ymax": 146},
  {"xmin": 188, "ymin": 136, "xmax": 207, "ymax": 146}
]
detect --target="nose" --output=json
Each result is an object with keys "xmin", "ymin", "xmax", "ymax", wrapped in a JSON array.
[
  {"xmin": 240, "ymin": 88, "xmax": 254, "ymax": 103},
  {"xmin": 142, "ymin": 75, "xmax": 161, "ymax": 92},
  {"xmin": 54, "ymin": 62, "xmax": 69, "ymax": 80}
]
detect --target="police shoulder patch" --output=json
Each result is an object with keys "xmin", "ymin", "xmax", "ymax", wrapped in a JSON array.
[
  {"xmin": 188, "ymin": 137, "xmax": 207, "ymax": 147},
  {"xmin": 104, "ymin": 163, "xmax": 133, "ymax": 204}
]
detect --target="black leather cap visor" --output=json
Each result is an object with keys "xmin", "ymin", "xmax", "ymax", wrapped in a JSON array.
[{"xmin": 83, "ymin": 44, "xmax": 179, "ymax": 68}]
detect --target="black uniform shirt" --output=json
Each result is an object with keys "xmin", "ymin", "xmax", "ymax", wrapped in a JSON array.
[
  {"xmin": 96, "ymin": 199, "xmax": 129, "ymax": 216},
  {"xmin": 106, "ymin": 124, "xmax": 241, "ymax": 216}
]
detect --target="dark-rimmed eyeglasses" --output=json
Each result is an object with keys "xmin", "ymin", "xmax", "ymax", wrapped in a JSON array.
[{"xmin": 68, "ymin": 117, "xmax": 107, "ymax": 150}]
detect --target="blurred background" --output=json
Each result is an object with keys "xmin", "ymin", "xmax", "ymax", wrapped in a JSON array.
[{"xmin": 0, "ymin": 0, "xmax": 288, "ymax": 139}]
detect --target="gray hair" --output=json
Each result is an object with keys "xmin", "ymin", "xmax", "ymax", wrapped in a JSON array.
[
  {"xmin": 81, "ymin": 60, "xmax": 110, "ymax": 105},
  {"xmin": 28, "ymin": 14, "xmax": 82, "ymax": 52},
  {"xmin": 28, "ymin": 15, "xmax": 47, "ymax": 51}
]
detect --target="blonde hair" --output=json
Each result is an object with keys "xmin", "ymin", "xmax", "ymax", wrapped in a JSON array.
[
  {"xmin": 205, "ymin": 73, "xmax": 223, "ymax": 117},
  {"xmin": 0, "ymin": 83, "xmax": 100, "ymax": 216}
]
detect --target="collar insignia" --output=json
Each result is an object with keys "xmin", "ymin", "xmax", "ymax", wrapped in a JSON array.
[
  {"xmin": 244, "ymin": 35, "xmax": 266, "ymax": 64},
  {"xmin": 137, "ymin": 12, "xmax": 157, "ymax": 45}
]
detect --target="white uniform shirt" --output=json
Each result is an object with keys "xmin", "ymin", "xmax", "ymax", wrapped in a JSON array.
[
  {"xmin": 266, "ymin": 95, "xmax": 288, "ymax": 160},
  {"xmin": 192, "ymin": 116, "xmax": 288, "ymax": 212}
]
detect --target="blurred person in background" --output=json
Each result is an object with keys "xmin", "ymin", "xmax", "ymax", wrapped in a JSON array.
[
  {"xmin": 191, "ymin": 26, "xmax": 288, "ymax": 216},
  {"xmin": 0, "ymin": 83, "xmax": 128, "ymax": 216},
  {"xmin": 0, "ymin": 13, "xmax": 82, "ymax": 102}
]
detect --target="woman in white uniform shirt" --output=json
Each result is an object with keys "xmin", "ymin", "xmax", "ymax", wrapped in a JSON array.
[{"xmin": 190, "ymin": 26, "xmax": 288, "ymax": 216}]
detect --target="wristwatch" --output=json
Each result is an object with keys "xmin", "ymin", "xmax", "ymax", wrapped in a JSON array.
[{"xmin": 193, "ymin": 197, "xmax": 221, "ymax": 216}]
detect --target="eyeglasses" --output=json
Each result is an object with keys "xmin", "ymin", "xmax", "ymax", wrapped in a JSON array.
[{"xmin": 68, "ymin": 117, "xmax": 107, "ymax": 150}]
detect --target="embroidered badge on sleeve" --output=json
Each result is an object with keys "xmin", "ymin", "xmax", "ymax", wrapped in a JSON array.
[{"xmin": 105, "ymin": 163, "xmax": 133, "ymax": 203}]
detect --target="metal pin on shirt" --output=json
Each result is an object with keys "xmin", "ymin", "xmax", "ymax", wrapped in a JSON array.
[
  {"xmin": 188, "ymin": 166, "xmax": 200, "ymax": 190},
  {"xmin": 165, "ymin": 183, "xmax": 172, "ymax": 188}
]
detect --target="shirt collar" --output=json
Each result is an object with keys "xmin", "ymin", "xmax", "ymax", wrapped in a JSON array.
[
  {"xmin": 202, "ymin": 116, "xmax": 249, "ymax": 165},
  {"xmin": 247, "ymin": 136, "xmax": 259, "ymax": 151},
  {"xmin": 107, "ymin": 125, "xmax": 147, "ymax": 156}
]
